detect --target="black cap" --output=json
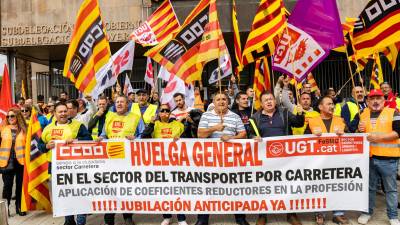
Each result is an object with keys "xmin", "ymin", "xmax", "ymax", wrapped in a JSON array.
[{"xmin": 136, "ymin": 89, "xmax": 148, "ymax": 95}]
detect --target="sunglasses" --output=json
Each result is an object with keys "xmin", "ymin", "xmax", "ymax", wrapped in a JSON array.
[
  {"xmin": 160, "ymin": 109, "xmax": 170, "ymax": 113},
  {"xmin": 21, "ymin": 109, "xmax": 29, "ymax": 113},
  {"xmin": 6, "ymin": 115, "xmax": 16, "ymax": 119}
]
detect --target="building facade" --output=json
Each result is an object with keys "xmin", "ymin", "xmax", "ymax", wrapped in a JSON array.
[{"xmin": 1, "ymin": 0, "xmax": 397, "ymax": 102}]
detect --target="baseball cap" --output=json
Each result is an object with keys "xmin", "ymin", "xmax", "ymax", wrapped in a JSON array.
[{"xmin": 368, "ymin": 89, "xmax": 384, "ymax": 97}]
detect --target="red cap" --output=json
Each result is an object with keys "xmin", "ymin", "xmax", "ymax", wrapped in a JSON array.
[{"xmin": 368, "ymin": 89, "xmax": 384, "ymax": 97}]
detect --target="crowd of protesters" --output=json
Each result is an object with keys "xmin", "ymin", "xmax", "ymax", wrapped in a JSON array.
[{"xmin": 1, "ymin": 74, "xmax": 400, "ymax": 225}]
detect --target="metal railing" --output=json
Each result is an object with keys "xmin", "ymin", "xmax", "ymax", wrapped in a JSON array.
[{"xmin": 36, "ymin": 56, "xmax": 400, "ymax": 101}]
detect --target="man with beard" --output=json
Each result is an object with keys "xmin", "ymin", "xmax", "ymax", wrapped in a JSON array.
[
  {"xmin": 357, "ymin": 89, "xmax": 400, "ymax": 225},
  {"xmin": 336, "ymin": 86, "xmax": 367, "ymax": 132},
  {"xmin": 380, "ymin": 82, "xmax": 400, "ymax": 111},
  {"xmin": 172, "ymin": 93, "xmax": 193, "ymax": 122},
  {"xmin": 232, "ymin": 92, "xmax": 252, "ymax": 138}
]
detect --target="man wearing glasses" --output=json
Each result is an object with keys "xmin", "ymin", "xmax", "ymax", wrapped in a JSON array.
[
  {"xmin": 46, "ymin": 101, "xmax": 56, "ymax": 123},
  {"xmin": 38, "ymin": 102, "xmax": 92, "ymax": 225}
]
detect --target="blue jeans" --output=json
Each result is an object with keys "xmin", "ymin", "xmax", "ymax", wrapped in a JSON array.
[
  {"xmin": 65, "ymin": 214, "xmax": 87, "ymax": 225},
  {"xmin": 368, "ymin": 158, "xmax": 398, "ymax": 219}
]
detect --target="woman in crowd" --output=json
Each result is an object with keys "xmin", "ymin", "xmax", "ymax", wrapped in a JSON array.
[
  {"xmin": 0, "ymin": 107, "xmax": 27, "ymax": 216},
  {"xmin": 21, "ymin": 104, "xmax": 32, "ymax": 124},
  {"xmin": 142, "ymin": 104, "xmax": 187, "ymax": 225}
]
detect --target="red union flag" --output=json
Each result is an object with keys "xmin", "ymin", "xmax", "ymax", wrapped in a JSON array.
[
  {"xmin": 273, "ymin": 24, "xmax": 327, "ymax": 82},
  {"xmin": 130, "ymin": 0, "xmax": 180, "ymax": 46}
]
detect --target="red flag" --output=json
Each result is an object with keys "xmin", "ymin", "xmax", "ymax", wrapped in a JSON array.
[{"xmin": 0, "ymin": 64, "xmax": 13, "ymax": 124}]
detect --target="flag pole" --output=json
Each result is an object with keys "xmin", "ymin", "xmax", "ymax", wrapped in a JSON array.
[
  {"xmin": 347, "ymin": 33, "xmax": 366, "ymax": 94},
  {"xmin": 369, "ymin": 57, "xmax": 377, "ymax": 92},
  {"xmin": 217, "ymin": 41, "xmax": 224, "ymax": 123},
  {"xmin": 345, "ymin": 46, "xmax": 361, "ymax": 113},
  {"xmin": 270, "ymin": 56, "xmax": 275, "ymax": 91},
  {"xmin": 336, "ymin": 71, "xmax": 358, "ymax": 95}
]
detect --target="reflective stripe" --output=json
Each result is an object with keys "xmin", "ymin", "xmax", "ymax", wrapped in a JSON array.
[
  {"xmin": 371, "ymin": 143, "xmax": 400, "ymax": 148},
  {"xmin": 393, "ymin": 116, "xmax": 400, "ymax": 121},
  {"xmin": 15, "ymin": 146, "xmax": 25, "ymax": 151},
  {"xmin": 0, "ymin": 148, "xmax": 9, "ymax": 152},
  {"xmin": 371, "ymin": 132, "xmax": 385, "ymax": 135},
  {"xmin": 249, "ymin": 119, "xmax": 260, "ymax": 137},
  {"xmin": 0, "ymin": 156, "xmax": 9, "ymax": 160}
]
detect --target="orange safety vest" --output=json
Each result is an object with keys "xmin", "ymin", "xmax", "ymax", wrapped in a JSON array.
[
  {"xmin": 0, "ymin": 125, "xmax": 26, "ymax": 167},
  {"xmin": 194, "ymin": 95, "xmax": 204, "ymax": 112},
  {"xmin": 308, "ymin": 116, "xmax": 346, "ymax": 134},
  {"xmin": 360, "ymin": 107, "xmax": 400, "ymax": 157}
]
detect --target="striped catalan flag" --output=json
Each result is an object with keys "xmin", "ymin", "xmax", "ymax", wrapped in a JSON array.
[
  {"xmin": 21, "ymin": 108, "xmax": 51, "ymax": 212},
  {"xmin": 146, "ymin": 0, "xmax": 224, "ymax": 84},
  {"xmin": 335, "ymin": 18, "xmax": 371, "ymax": 73},
  {"xmin": 370, "ymin": 53, "xmax": 384, "ymax": 90},
  {"xmin": 130, "ymin": 0, "xmax": 180, "ymax": 46},
  {"xmin": 289, "ymin": 73, "xmax": 318, "ymax": 91},
  {"xmin": 253, "ymin": 57, "xmax": 271, "ymax": 110},
  {"xmin": 353, "ymin": 0, "xmax": 400, "ymax": 58},
  {"xmin": 370, "ymin": 62, "xmax": 380, "ymax": 90},
  {"xmin": 382, "ymin": 42, "xmax": 400, "ymax": 71},
  {"xmin": 348, "ymin": 54, "xmax": 370, "ymax": 72},
  {"xmin": 242, "ymin": 0, "xmax": 287, "ymax": 66},
  {"xmin": 196, "ymin": 0, "xmax": 229, "ymax": 79},
  {"xmin": 63, "ymin": 0, "xmax": 111, "ymax": 95},
  {"xmin": 232, "ymin": 0, "xmax": 243, "ymax": 76},
  {"xmin": 307, "ymin": 73, "xmax": 319, "ymax": 92}
]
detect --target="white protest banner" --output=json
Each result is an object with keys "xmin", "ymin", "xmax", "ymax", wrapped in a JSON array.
[{"xmin": 52, "ymin": 134, "xmax": 368, "ymax": 217}]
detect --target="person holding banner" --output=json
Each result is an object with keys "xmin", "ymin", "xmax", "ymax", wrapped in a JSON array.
[
  {"xmin": 38, "ymin": 102, "xmax": 92, "ymax": 225},
  {"xmin": 357, "ymin": 89, "xmax": 400, "ymax": 225},
  {"xmin": 196, "ymin": 92, "xmax": 249, "ymax": 225},
  {"xmin": 249, "ymin": 91, "xmax": 304, "ymax": 225},
  {"xmin": 130, "ymin": 89, "xmax": 158, "ymax": 138},
  {"xmin": 0, "ymin": 107, "xmax": 27, "ymax": 217},
  {"xmin": 142, "ymin": 103, "xmax": 188, "ymax": 225},
  {"xmin": 99, "ymin": 94, "xmax": 140, "ymax": 225},
  {"xmin": 304, "ymin": 95, "xmax": 349, "ymax": 225}
]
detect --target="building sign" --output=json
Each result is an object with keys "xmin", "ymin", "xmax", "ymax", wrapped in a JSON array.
[{"xmin": 1, "ymin": 21, "xmax": 141, "ymax": 47}]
